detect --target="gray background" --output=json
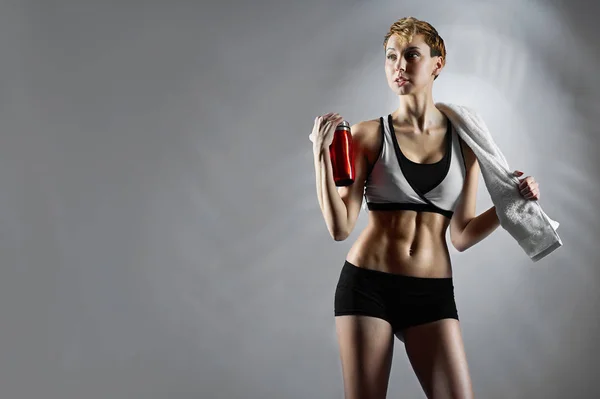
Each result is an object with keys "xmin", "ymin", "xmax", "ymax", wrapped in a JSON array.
[{"xmin": 1, "ymin": 0, "xmax": 599, "ymax": 398}]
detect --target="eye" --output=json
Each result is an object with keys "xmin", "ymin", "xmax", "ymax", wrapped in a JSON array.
[{"xmin": 387, "ymin": 52, "xmax": 418, "ymax": 60}]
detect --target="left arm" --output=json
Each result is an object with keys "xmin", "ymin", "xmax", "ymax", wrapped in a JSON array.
[
  {"xmin": 450, "ymin": 138, "xmax": 541, "ymax": 252},
  {"xmin": 450, "ymin": 137, "xmax": 491, "ymax": 252},
  {"xmin": 452, "ymin": 205, "xmax": 500, "ymax": 252}
]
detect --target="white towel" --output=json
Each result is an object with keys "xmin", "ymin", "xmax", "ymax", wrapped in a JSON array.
[{"xmin": 436, "ymin": 103, "xmax": 562, "ymax": 262}]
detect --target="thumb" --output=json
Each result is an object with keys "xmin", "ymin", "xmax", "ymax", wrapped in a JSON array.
[{"xmin": 513, "ymin": 170, "xmax": 524, "ymax": 176}]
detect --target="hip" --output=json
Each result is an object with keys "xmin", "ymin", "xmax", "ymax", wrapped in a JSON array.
[{"xmin": 335, "ymin": 260, "xmax": 456, "ymax": 302}]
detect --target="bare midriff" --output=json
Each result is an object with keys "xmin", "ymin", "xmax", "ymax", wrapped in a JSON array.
[{"xmin": 345, "ymin": 209, "xmax": 453, "ymax": 278}]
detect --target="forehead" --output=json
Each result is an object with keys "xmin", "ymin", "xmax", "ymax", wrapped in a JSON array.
[{"xmin": 386, "ymin": 33, "xmax": 428, "ymax": 51}]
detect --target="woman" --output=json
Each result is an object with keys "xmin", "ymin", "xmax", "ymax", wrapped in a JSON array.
[{"xmin": 309, "ymin": 17, "xmax": 540, "ymax": 399}]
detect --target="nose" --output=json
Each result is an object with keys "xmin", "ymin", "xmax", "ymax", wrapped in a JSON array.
[{"xmin": 395, "ymin": 57, "xmax": 406, "ymax": 72}]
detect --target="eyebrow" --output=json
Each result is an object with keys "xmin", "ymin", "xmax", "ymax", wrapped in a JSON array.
[{"xmin": 386, "ymin": 46, "xmax": 421, "ymax": 52}]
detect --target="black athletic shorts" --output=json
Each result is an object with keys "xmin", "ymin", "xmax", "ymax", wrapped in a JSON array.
[{"xmin": 334, "ymin": 260, "xmax": 459, "ymax": 341}]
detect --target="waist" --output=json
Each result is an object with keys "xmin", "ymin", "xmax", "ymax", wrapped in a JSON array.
[
  {"xmin": 347, "ymin": 211, "xmax": 453, "ymax": 278},
  {"xmin": 340, "ymin": 260, "xmax": 455, "ymax": 287}
]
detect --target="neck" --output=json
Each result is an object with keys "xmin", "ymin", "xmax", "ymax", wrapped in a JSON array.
[{"xmin": 391, "ymin": 90, "xmax": 442, "ymax": 133}]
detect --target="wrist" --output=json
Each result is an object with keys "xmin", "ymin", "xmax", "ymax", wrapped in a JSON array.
[{"xmin": 313, "ymin": 143, "xmax": 329, "ymax": 156}]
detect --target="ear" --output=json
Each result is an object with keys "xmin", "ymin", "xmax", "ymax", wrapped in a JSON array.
[{"xmin": 432, "ymin": 56, "xmax": 444, "ymax": 77}]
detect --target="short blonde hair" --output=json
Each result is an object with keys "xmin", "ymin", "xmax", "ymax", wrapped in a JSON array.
[{"xmin": 383, "ymin": 17, "xmax": 446, "ymax": 79}]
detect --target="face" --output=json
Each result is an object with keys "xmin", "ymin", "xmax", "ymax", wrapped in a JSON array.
[{"xmin": 384, "ymin": 33, "xmax": 443, "ymax": 95}]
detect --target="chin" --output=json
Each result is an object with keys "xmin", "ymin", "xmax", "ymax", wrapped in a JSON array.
[{"xmin": 396, "ymin": 86, "xmax": 413, "ymax": 95}]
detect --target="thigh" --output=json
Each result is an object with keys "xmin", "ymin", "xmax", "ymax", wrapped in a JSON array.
[
  {"xmin": 402, "ymin": 318, "xmax": 474, "ymax": 399},
  {"xmin": 335, "ymin": 315, "xmax": 394, "ymax": 399}
]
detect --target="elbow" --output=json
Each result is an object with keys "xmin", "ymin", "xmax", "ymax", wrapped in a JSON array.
[
  {"xmin": 332, "ymin": 228, "xmax": 349, "ymax": 241},
  {"xmin": 333, "ymin": 232, "xmax": 348, "ymax": 241}
]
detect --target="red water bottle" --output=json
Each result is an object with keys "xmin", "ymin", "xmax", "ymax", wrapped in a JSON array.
[{"xmin": 329, "ymin": 120, "xmax": 355, "ymax": 186}]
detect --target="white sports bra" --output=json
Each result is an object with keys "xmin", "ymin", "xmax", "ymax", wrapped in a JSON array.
[{"xmin": 363, "ymin": 114, "xmax": 467, "ymax": 219}]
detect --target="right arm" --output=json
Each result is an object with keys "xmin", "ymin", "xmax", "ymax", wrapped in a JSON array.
[{"xmin": 313, "ymin": 122, "xmax": 370, "ymax": 241}]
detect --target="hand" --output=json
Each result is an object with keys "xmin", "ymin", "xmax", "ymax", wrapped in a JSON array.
[
  {"xmin": 309, "ymin": 112, "xmax": 344, "ymax": 149},
  {"xmin": 514, "ymin": 170, "xmax": 540, "ymax": 200}
]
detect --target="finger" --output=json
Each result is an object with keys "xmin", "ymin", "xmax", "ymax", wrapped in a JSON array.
[
  {"xmin": 520, "ymin": 183, "xmax": 533, "ymax": 194},
  {"xmin": 523, "ymin": 188, "xmax": 540, "ymax": 199},
  {"xmin": 519, "ymin": 177, "xmax": 531, "ymax": 188}
]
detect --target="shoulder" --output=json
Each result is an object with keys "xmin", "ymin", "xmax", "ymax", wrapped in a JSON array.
[
  {"xmin": 439, "ymin": 102, "xmax": 481, "ymax": 167},
  {"xmin": 350, "ymin": 118, "xmax": 383, "ymax": 162},
  {"xmin": 442, "ymin": 104, "xmax": 487, "ymax": 168},
  {"xmin": 350, "ymin": 118, "xmax": 380, "ymax": 134},
  {"xmin": 350, "ymin": 118, "xmax": 382, "ymax": 146},
  {"xmin": 441, "ymin": 102, "xmax": 488, "ymax": 128},
  {"xmin": 437, "ymin": 102, "xmax": 485, "ymax": 122}
]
